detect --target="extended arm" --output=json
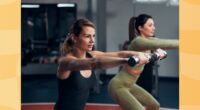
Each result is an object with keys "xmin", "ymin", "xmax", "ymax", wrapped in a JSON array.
[
  {"xmin": 90, "ymin": 50, "xmax": 140, "ymax": 58},
  {"xmin": 58, "ymin": 56, "xmax": 129, "ymax": 73},
  {"xmin": 129, "ymin": 37, "xmax": 179, "ymax": 51}
]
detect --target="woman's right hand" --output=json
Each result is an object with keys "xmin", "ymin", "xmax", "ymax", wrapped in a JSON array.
[
  {"xmin": 124, "ymin": 52, "xmax": 149, "ymax": 76},
  {"xmin": 155, "ymin": 48, "xmax": 167, "ymax": 60},
  {"xmin": 136, "ymin": 52, "xmax": 150, "ymax": 65}
]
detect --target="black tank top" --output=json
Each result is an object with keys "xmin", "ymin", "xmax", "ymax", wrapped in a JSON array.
[{"xmin": 55, "ymin": 53, "xmax": 97, "ymax": 110}]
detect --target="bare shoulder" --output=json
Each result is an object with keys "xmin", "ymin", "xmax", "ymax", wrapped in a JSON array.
[
  {"xmin": 89, "ymin": 51, "xmax": 105, "ymax": 57},
  {"xmin": 58, "ymin": 54, "xmax": 77, "ymax": 63}
]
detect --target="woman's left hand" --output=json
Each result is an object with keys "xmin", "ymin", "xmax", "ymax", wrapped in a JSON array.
[{"xmin": 155, "ymin": 48, "xmax": 167, "ymax": 60}]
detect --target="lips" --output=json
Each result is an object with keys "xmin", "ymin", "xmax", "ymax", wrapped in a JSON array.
[{"xmin": 88, "ymin": 45, "xmax": 93, "ymax": 48}]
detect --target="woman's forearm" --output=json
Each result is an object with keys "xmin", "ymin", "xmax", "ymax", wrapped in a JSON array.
[
  {"xmin": 92, "ymin": 51, "xmax": 139, "ymax": 58},
  {"xmin": 117, "ymin": 51, "xmax": 139, "ymax": 58},
  {"xmin": 92, "ymin": 56, "xmax": 128, "ymax": 69},
  {"xmin": 59, "ymin": 56, "xmax": 128, "ymax": 71}
]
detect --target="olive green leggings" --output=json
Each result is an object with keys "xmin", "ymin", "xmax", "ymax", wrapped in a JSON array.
[{"xmin": 108, "ymin": 70, "xmax": 160, "ymax": 110}]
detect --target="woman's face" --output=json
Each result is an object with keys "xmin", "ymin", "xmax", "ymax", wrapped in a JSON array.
[
  {"xmin": 139, "ymin": 18, "xmax": 155, "ymax": 37},
  {"xmin": 74, "ymin": 26, "xmax": 95, "ymax": 51}
]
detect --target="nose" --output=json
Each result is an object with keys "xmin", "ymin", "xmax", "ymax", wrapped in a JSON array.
[
  {"xmin": 153, "ymin": 26, "xmax": 156, "ymax": 31},
  {"xmin": 90, "ymin": 36, "xmax": 95, "ymax": 43}
]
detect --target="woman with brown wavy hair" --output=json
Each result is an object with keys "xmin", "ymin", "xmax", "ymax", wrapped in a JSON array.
[{"xmin": 54, "ymin": 18, "xmax": 150, "ymax": 110}]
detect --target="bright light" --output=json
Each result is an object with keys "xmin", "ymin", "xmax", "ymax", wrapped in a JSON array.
[
  {"xmin": 57, "ymin": 3, "xmax": 75, "ymax": 7},
  {"xmin": 167, "ymin": 0, "xmax": 179, "ymax": 6},
  {"xmin": 21, "ymin": 4, "xmax": 40, "ymax": 8},
  {"xmin": 133, "ymin": 0, "xmax": 166, "ymax": 3},
  {"xmin": 133, "ymin": 0, "xmax": 179, "ymax": 6}
]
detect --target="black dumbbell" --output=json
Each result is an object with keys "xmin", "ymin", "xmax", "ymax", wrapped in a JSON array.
[{"xmin": 127, "ymin": 56, "xmax": 139, "ymax": 67}]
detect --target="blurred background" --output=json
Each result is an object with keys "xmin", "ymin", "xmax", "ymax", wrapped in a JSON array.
[{"xmin": 21, "ymin": 0, "xmax": 179, "ymax": 109}]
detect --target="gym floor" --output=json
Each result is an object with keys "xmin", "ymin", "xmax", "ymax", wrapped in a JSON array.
[{"xmin": 22, "ymin": 74, "xmax": 179, "ymax": 109}]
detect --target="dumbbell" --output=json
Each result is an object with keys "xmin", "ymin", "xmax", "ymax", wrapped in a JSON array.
[
  {"xmin": 150, "ymin": 51, "xmax": 167, "ymax": 62},
  {"xmin": 127, "ymin": 52, "xmax": 167, "ymax": 67}
]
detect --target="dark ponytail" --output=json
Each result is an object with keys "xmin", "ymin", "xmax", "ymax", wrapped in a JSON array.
[
  {"xmin": 61, "ymin": 34, "xmax": 74, "ymax": 56},
  {"xmin": 129, "ymin": 16, "xmax": 137, "ymax": 41}
]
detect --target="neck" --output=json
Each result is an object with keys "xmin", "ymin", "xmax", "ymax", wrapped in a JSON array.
[
  {"xmin": 139, "ymin": 34, "xmax": 146, "ymax": 38},
  {"xmin": 72, "ymin": 47, "xmax": 86, "ymax": 58}
]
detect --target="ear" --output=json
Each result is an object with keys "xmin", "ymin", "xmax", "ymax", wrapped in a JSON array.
[
  {"xmin": 71, "ymin": 33, "xmax": 77, "ymax": 43},
  {"xmin": 138, "ymin": 26, "xmax": 143, "ymax": 32}
]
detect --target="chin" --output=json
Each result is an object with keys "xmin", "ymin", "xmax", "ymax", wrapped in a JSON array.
[
  {"xmin": 149, "ymin": 34, "xmax": 154, "ymax": 37},
  {"xmin": 151, "ymin": 35, "xmax": 155, "ymax": 37},
  {"xmin": 88, "ymin": 48, "xmax": 93, "ymax": 51}
]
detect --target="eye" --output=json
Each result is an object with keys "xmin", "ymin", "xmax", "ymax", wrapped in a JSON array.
[{"xmin": 84, "ymin": 34, "xmax": 90, "ymax": 38}]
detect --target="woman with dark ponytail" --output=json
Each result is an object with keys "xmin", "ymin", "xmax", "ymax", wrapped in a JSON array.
[
  {"xmin": 54, "ymin": 18, "xmax": 151, "ymax": 110},
  {"xmin": 108, "ymin": 14, "xmax": 179, "ymax": 110}
]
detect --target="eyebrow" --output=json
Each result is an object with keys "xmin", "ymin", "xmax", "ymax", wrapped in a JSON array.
[
  {"xmin": 82, "ymin": 33, "xmax": 90, "ymax": 36},
  {"xmin": 81, "ymin": 34, "xmax": 95, "ymax": 37}
]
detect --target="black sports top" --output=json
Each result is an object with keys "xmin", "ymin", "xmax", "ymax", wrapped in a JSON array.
[{"xmin": 55, "ymin": 53, "xmax": 97, "ymax": 110}]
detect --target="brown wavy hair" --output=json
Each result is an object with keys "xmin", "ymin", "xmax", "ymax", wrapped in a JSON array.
[{"xmin": 61, "ymin": 18, "xmax": 95, "ymax": 56}]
